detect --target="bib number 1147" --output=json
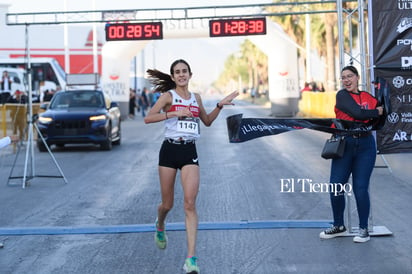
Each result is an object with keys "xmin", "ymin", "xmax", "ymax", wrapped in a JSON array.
[{"xmin": 177, "ymin": 118, "xmax": 200, "ymax": 134}]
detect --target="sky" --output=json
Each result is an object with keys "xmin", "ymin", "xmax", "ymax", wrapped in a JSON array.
[
  {"xmin": 6, "ymin": 0, "xmax": 270, "ymax": 13},
  {"xmin": 3, "ymin": 1, "xmax": 272, "ymax": 88}
]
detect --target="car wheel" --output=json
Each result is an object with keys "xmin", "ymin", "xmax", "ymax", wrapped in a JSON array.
[
  {"xmin": 37, "ymin": 141, "xmax": 47, "ymax": 152},
  {"xmin": 113, "ymin": 123, "xmax": 121, "ymax": 145},
  {"xmin": 100, "ymin": 125, "xmax": 112, "ymax": 151}
]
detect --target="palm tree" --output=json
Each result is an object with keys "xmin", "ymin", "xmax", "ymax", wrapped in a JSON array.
[
  {"xmin": 324, "ymin": 12, "xmax": 338, "ymax": 91},
  {"xmin": 239, "ymin": 39, "xmax": 268, "ymax": 93},
  {"xmin": 215, "ymin": 40, "xmax": 267, "ymax": 95},
  {"xmin": 214, "ymin": 53, "xmax": 249, "ymax": 91},
  {"xmin": 215, "ymin": 1, "xmax": 359, "ymax": 93},
  {"xmin": 268, "ymin": 2, "xmax": 340, "ymax": 91}
]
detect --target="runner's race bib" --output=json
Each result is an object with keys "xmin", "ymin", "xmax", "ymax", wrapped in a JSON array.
[{"xmin": 177, "ymin": 117, "xmax": 200, "ymax": 135}]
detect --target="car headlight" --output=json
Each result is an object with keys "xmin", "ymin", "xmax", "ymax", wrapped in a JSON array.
[
  {"xmin": 89, "ymin": 115, "xmax": 107, "ymax": 121},
  {"xmin": 38, "ymin": 116, "xmax": 53, "ymax": 124}
]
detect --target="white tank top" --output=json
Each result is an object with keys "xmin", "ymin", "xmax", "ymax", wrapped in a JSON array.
[{"xmin": 164, "ymin": 90, "xmax": 200, "ymax": 140}]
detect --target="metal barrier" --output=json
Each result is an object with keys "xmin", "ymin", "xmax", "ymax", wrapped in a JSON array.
[{"xmin": 1, "ymin": 103, "xmax": 42, "ymax": 140}]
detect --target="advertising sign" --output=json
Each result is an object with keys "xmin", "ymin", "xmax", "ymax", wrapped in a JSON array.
[{"xmin": 371, "ymin": 0, "xmax": 412, "ymax": 153}]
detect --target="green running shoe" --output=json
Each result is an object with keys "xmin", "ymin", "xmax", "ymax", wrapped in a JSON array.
[
  {"xmin": 183, "ymin": 256, "xmax": 200, "ymax": 274},
  {"xmin": 154, "ymin": 218, "xmax": 167, "ymax": 249}
]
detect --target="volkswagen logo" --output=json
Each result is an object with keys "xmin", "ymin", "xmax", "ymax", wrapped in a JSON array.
[{"xmin": 387, "ymin": 112, "xmax": 399, "ymax": 123}]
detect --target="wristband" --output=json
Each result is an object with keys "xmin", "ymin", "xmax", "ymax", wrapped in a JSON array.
[{"xmin": 216, "ymin": 102, "xmax": 223, "ymax": 110}]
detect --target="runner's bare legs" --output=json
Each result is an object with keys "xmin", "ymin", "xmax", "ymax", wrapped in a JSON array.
[
  {"xmin": 157, "ymin": 166, "xmax": 177, "ymax": 230},
  {"xmin": 181, "ymin": 164, "xmax": 200, "ymax": 257}
]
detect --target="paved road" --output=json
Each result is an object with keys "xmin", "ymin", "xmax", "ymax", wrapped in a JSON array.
[{"xmin": 0, "ymin": 97, "xmax": 411, "ymax": 273}]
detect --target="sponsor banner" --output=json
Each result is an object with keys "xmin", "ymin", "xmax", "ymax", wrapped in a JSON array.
[
  {"xmin": 226, "ymin": 114, "xmax": 380, "ymax": 143},
  {"xmin": 371, "ymin": 0, "xmax": 412, "ymax": 69},
  {"xmin": 375, "ymin": 69, "xmax": 412, "ymax": 153},
  {"xmin": 371, "ymin": 1, "xmax": 412, "ymax": 153}
]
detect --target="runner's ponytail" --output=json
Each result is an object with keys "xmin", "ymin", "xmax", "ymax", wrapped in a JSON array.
[{"xmin": 146, "ymin": 69, "xmax": 176, "ymax": 93}]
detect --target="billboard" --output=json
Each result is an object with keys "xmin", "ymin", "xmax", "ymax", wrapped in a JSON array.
[{"xmin": 370, "ymin": 0, "xmax": 412, "ymax": 153}]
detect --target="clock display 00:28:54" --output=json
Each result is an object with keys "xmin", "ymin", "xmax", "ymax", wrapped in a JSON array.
[
  {"xmin": 209, "ymin": 18, "xmax": 267, "ymax": 37},
  {"xmin": 105, "ymin": 22, "xmax": 163, "ymax": 41}
]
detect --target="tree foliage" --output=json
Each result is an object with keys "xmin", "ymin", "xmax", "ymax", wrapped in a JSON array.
[
  {"xmin": 214, "ymin": 1, "xmax": 360, "ymax": 93},
  {"xmin": 215, "ymin": 39, "xmax": 267, "ymax": 93}
]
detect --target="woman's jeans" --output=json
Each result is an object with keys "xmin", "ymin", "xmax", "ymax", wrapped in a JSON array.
[{"xmin": 329, "ymin": 134, "xmax": 376, "ymax": 229}]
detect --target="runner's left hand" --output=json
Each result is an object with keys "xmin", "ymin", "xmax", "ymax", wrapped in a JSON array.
[{"xmin": 219, "ymin": 90, "xmax": 239, "ymax": 106}]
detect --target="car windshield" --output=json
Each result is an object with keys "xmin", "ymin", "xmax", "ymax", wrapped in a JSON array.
[{"xmin": 49, "ymin": 91, "xmax": 104, "ymax": 109}]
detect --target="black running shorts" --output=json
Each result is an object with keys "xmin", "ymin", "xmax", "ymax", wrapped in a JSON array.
[{"xmin": 159, "ymin": 140, "xmax": 199, "ymax": 169}]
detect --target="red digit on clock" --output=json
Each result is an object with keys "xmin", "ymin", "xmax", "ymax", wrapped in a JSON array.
[
  {"xmin": 152, "ymin": 24, "xmax": 161, "ymax": 37},
  {"xmin": 239, "ymin": 21, "xmax": 247, "ymax": 33},
  {"xmin": 249, "ymin": 20, "xmax": 256, "ymax": 33},
  {"xmin": 256, "ymin": 20, "xmax": 264, "ymax": 33},
  {"xmin": 231, "ymin": 21, "xmax": 238, "ymax": 34},
  {"xmin": 126, "ymin": 25, "xmax": 133, "ymax": 38},
  {"xmin": 224, "ymin": 22, "xmax": 231, "ymax": 34},
  {"xmin": 134, "ymin": 25, "xmax": 142, "ymax": 38},
  {"xmin": 143, "ymin": 24, "xmax": 151, "ymax": 37},
  {"xmin": 109, "ymin": 25, "xmax": 123, "ymax": 39},
  {"xmin": 211, "ymin": 22, "xmax": 221, "ymax": 35}
]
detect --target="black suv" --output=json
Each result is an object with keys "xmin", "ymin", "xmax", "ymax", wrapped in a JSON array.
[{"xmin": 37, "ymin": 89, "xmax": 121, "ymax": 151}]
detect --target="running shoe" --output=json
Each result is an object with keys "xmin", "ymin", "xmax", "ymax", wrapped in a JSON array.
[
  {"xmin": 154, "ymin": 218, "xmax": 167, "ymax": 249},
  {"xmin": 183, "ymin": 256, "xmax": 200, "ymax": 274},
  {"xmin": 319, "ymin": 225, "xmax": 347, "ymax": 239},
  {"xmin": 353, "ymin": 228, "xmax": 370, "ymax": 243}
]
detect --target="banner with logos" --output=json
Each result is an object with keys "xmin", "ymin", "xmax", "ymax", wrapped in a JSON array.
[
  {"xmin": 371, "ymin": 0, "xmax": 412, "ymax": 69},
  {"xmin": 226, "ymin": 114, "xmax": 381, "ymax": 143},
  {"xmin": 374, "ymin": 70, "xmax": 412, "ymax": 154},
  {"xmin": 370, "ymin": 0, "xmax": 412, "ymax": 153}
]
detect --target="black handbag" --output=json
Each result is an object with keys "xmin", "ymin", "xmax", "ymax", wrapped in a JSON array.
[{"xmin": 321, "ymin": 135, "xmax": 346, "ymax": 159}]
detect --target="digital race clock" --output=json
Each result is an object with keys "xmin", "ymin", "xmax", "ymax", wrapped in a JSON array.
[
  {"xmin": 105, "ymin": 22, "xmax": 163, "ymax": 41},
  {"xmin": 209, "ymin": 17, "xmax": 267, "ymax": 37}
]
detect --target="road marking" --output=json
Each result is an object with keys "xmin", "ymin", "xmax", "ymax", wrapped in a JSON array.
[{"xmin": 0, "ymin": 220, "xmax": 332, "ymax": 236}]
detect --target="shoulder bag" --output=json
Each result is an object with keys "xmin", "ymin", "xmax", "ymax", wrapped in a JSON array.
[{"xmin": 321, "ymin": 135, "xmax": 346, "ymax": 159}]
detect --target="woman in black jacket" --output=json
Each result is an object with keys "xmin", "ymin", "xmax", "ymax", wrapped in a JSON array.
[{"xmin": 320, "ymin": 66, "xmax": 384, "ymax": 243}]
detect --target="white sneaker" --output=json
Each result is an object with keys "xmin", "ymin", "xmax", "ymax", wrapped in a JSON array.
[
  {"xmin": 353, "ymin": 228, "xmax": 370, "ymax": 243},
  {"xmin": 320, "ymin": 225, "xmax": 347, "ymax": 239}
]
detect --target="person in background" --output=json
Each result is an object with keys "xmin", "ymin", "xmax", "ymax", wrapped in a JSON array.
[
  {"xmin": 310, "ymin": 81, "xmax": 320, "ymax": 92},
  {"xmin": 42, "ymin": 89, "xmax": 55, "ymax": 102},
  {"xmin": 318, "ymin": 82, "xmax": 326, "ymax": 92},
  {"xmin": 250, "ymin": 87, "xmax": 256, "ymax": 103},
  {"xmin": 151, "ymin": 90, "xmax": 161, "ymax": 107},
  {"xmin": 144, "ymin": 59, "xmax": 238, "ymax": 274},
  {"xmin": 0, "ymin": 70, "xmax": 12, "ymax": 104},
  {"xmin": 129, "ymin": 88, "xmax": 136, "ymax": 119},
  {"xmin": 9, "ymin": 91, "xmax": 28, "ymax": 141},
  {"xmin": 319, "ymin": 65, "xmax": 384, "ymax": 243},
  {"xmin": 148, "ymin": 88, "xmax": 155, "ymax": 108},
  {"xmin": 300, "ymin": 82, "xmax": 312, "ymax": 92},
  {"xmin": 138, "ymin": 87, "xmax": 149, "ymax": 118},
  {"xmin": 9, "ymin": 90, "xmax": 27, "ymax": 104}
]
